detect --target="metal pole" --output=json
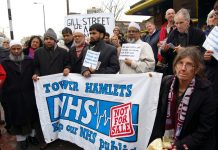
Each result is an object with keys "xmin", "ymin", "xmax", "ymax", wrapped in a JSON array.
[
  {"xmin": 7, "ymin": 0, "xmax": 14, "ymax": 39},
  {"xmin": 42, "ymin": 4, "xmax": 46, "ymax": 32},
  {"xmin": 66, "ymin": 0, "xmax": 69, "ymax": 15}
]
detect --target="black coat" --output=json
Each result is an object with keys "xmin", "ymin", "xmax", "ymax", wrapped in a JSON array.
[
  {"xmin": 0, "ymin": 47, "xmax": 9, "ymax": 63},
  {"xmin": 69, "ymin": 43, "xmax": 88, "ymax": 73},
  {"xmin": 1, "ymin": 56, "xmax": 39, "ymax": 134},
  {"xmin": 149, "ymin": 75, "xmax": 216, "ymax": 150},
  {"xmin": 161, "ymin": 27, "xmax": 206, "ymax": 75},
  {"xmin": 34, "ymin": 45, "xmax": 70, "ymax": 76},
  {"xmin": 81, "ymin": 40, "xmax": 120, "ymax": 74},
  {"xmin": 143, "ymin": 30, "xmax": 160, "ymax": 62}
]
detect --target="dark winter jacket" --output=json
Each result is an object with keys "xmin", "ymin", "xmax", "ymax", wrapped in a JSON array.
[
  {"xmin": 149, "ymin": 75, "xmax": 216, "ymax": 150},
  {"xmin": 81, "ymin": 40, "xmax": 120, "ymax": 74},
  {"xmin": 161, "ymin": 27, "xmax": 206, "ymax": 75},
  {"xmin": 34, "ymin": 45, "xmax": 70, "ymax": 76}
]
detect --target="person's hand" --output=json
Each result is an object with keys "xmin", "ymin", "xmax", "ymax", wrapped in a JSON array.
[
  {"xmin": 174, "ymin": 45, "xmax": 185, "ymax": 53},
  {"xmin": 164, "ymin": 144, "xmax": 177, "ymax": 150},
  {"xmin": 124, "ymin": 58, "xmax": 132, "ymax": 66},
  {"xmin": 32, "ymin": 74, "xmax": 39, "ymax": 81},
  {"xmin": 82, "ymin": 70, "xmax": 91, "ymax": 78},
  {"xmin": 89, "ymin": 66, "xmax": 96, "ymax": 73},
  {"xmin": 63, "ymin": 68, "xmax": 70, "ymax": 76},
  {"xmin": 161, "ymin": 43, "xmax": 170, "ymax": 51},
  {"xmin": 204, "ymin": 50, "xmax": 213, "ymax": 61}
]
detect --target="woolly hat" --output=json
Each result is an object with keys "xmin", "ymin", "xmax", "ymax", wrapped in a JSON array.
[
  {"xmin": 128, "ymin": 22, "xmax": 141, "ymax": 31},
  {"xmin": 10, "ymin": 40, "xmax": 22, "ymax": 47},
  {"xmin": 44, "ymin": 28, "xmax": 57, "ymax": 41}
]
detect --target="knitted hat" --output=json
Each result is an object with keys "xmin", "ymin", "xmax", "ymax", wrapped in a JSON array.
[
  {"xmin": 44, "ymin": 28, "xmax": 57, "ymax": 41},
  {"xmin": 128, "ymin": 22, "xmax": 141, "ymax": 31},
  {"xmin": 10, "ymin": 40, "xmax": 22, "ymax": 47}
]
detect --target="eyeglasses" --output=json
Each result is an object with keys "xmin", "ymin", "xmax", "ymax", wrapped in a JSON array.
[
  {"xmin": 214, "ymin": 11, "xmax": 218, "ymax": 16},
  {"xmin": 176, "ymin": 61, "xmax": 195, "ymax": 70},
  {"xmin": 127, "ymin": 30, "xmax": 139, "ymax": 33},
  {"xmin": 74, "ymin": 35, "xmax": 83, "ymax": 38}
]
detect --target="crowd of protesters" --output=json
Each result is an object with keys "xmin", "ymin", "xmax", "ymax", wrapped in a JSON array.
[{"xmin": 0, "ymin": 1, "xmax": 218, "ymax": 150}]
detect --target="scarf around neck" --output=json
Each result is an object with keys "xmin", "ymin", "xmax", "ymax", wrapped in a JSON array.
[{"xmin": 164, "ymin": 76, "xmax": 195, "ymax": 141}]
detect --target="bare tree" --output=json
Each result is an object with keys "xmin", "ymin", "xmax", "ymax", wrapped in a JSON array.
[{"xmin": 101, "ymin": 0, "xmax": 127, "ymax": 20}]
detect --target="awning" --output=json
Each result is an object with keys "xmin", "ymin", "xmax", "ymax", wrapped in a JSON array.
[{"xmin": 125, "ymin": 0, "xmax": 162, "ymax": 15}]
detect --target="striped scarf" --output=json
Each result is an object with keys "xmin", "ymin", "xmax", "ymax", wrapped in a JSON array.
[{"xmin": 164, "ymin": 76, "xmax": 195, "ymax": 141}]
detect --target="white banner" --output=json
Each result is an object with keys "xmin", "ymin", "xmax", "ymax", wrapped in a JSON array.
[
  {"xmin": 34, "ymin": 73, "xmax": 162, "ymax": 150},
  {"xmin": 65, "ymin": 13, "xmax": 115, "ymax": 37}
]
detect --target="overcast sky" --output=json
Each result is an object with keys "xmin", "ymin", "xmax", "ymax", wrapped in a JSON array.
[{"xmin": 0, "ymin": 0, "xmax": 141, "ymax": 40}]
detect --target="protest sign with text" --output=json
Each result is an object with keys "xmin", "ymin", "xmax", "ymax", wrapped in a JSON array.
[
  {"xmin": 34, "ymin": 73, "xmax": 162, "ymax": 150},
  {"xmin": 65, "ymin": 13, "xmax": 115, "ymax": 37},
  {"xmin": 203, "ymin": 26, "xmax": 218, "ymax": 60},
  {"xmin": 83, "ymin": 50, "xmax": 100, "ymax": 70},
  {"xmin": 119, "ymin": 44, "xmax": 142, "ymax": 61}
]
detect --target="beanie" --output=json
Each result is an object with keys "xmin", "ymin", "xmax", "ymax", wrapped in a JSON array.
[{"xmin": 44, "ymin": 28, "xmax": 57, "ymax": 41}]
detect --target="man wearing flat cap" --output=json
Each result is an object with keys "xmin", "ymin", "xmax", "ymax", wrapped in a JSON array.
[
  {"xmin": 119, "ymin": 22, "xmax": 155, "ymax": 74},
  {"xmin": 1, "ymin": 40, "xmax": 40, "ymax": 149}
]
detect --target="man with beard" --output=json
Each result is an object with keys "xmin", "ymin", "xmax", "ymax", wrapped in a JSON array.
[
  {"xmin": 32, "ymin": 28, "xmax": 70, "ymax": 149},
  {"xmin": 1, "ymin": 40, "xmax": 39, "ymax": 150},
  {"xmin": 82, "ymin": 23, "xmax": 120, "ymax": 77},
  {"xmin": 119, "ymin": 22, "xmax": 155, "ymax": 74},
  {"xmin": 58, "ymin": 27, "xmax": 74, "ymax": 52},
  {"xmin": 69, "ymin": 31, "xmax": 88, "ymax": 73}
]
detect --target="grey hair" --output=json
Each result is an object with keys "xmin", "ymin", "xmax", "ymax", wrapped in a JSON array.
[
  {"xmin": 206, "ymin": 10, "xmax": 215, "ymax": 25},
  {"xmin": 175, "ymin": 8, "xmax": 190, "ymax": 21}
]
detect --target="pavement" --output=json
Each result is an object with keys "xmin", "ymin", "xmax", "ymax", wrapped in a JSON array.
[{"xmin": 0, "ymin": 123, "xmax": 84, "ymax": 150}]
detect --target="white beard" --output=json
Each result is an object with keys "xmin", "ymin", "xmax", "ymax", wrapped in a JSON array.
[
  {"xmin": 127, "ymin": 38, "xmax": 136, "ymax": 43},
  {"xmin": 9, "ymin": 53, "xmax": 24, "ymax": 62}
]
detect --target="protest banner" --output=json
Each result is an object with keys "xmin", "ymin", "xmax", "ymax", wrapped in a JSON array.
[
  {"xmin": 119, "ymin": 44, "xmax": 142, "ymax": 61},
  {"xmin": 203, "ymin": 26, "xmax": 218, "ymax": 60},
  {"xmin": 34, "ymin": 73, "xmax": 162, "ymax": 150},
  {"xmin": 65, "ymin": 13, "xmax": 115, "ymax": 37}
]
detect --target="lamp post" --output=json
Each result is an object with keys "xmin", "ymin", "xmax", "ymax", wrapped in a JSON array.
[{"xmin": 34, "ymin": 2, "xmax": 46, "ymax": 33}]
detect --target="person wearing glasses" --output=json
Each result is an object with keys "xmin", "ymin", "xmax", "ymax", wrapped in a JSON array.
[
  {"xmin": 149, "ymin": 47, "xmax": 216, "ymax": 150},
  {"xmin": 119, "ymin": 22, "xmax": 155, "ymax": 74},
  {"xmin": 161, "ymin": 8, "xmax": 206, "ymax": 75},
  {"xmin": 69, "ymin": 30, "xmax": 88, "ymax": 73}
]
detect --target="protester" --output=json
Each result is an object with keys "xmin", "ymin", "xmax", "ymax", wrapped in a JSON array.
[
  {"xmin": 149, "ymin": 47, "xmax": 216, "ymax": 150},
  {"xmin": 112, "ymin": 26, "xmax": 127, "ymax": 46},
  {"xmin": 58, "ymin": 27, "xmax": 74, "ymax": 51},
  {"xmin": 119, "ymin": 22, "xmax": 155, "ymax": 74},
  {"xmin": 156, "ymin": 8, "xmax": 175, "ymax": 75},
  {"xmin": 143, "ymin": 21, "xmax": 160, "ymax": 63},
  {"xmin": 1, "ymin": 40, "xmax": 40, "ymax": 150},
  {"xmin": 110, "ymin": 35, "xmax": 122, "ymax": 56},
  {"xmin": 32, "ymin": 28, "xmax": 70, "ymax": 149},
  {"xmin": 203, "ymin": 1, "xmax": 218, "ymax": 148},
  {"xmin": 23, "ymin": 35, "xmax": 43, "ymax": 58},
  {"xmin": 161, "ymin": 8, "xmax": 206, "ymax": 75},
  {"xmin": 1, "ymin": 38, "xmax": 10, "ymax": 50},
  {"xmin": 69, "ymin": 31, "xmax": 88, "ymax": 73},
  {"xmin": 103, "ymin": 32, "xmax": 111, "ymax": 44},
  {"xmin": 204, "ymin": 10, "xmax": 215, "ymax": 36},
  {"xmin": 81, "ymin": 23, "xmax": 120, "ymax": 77}
]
